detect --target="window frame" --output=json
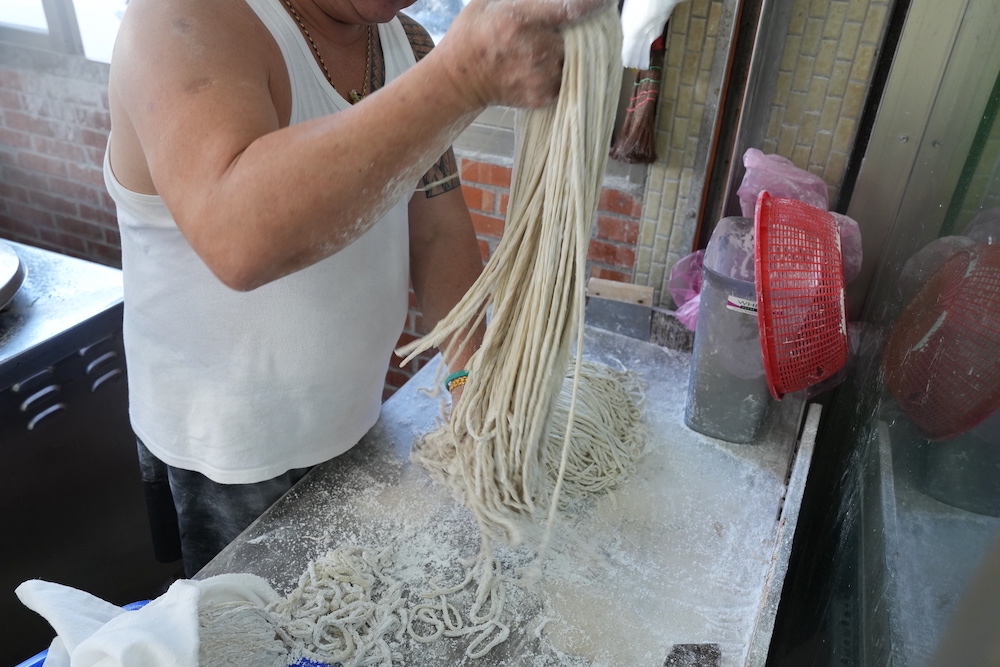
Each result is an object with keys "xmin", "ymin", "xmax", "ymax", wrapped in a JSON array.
[{"xmin": 0, "ymin": 0, "xmax": 83, "ymax": 55}]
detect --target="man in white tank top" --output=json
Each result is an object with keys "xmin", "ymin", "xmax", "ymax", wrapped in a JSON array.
[{"xmin": 104, "ymin": 0, "xmax": 609, "ymax": 576}]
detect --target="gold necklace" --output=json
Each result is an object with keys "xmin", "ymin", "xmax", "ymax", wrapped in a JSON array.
[{"xmin": 282, "ymin": 0, "xmax": 372, "ymax": 103}]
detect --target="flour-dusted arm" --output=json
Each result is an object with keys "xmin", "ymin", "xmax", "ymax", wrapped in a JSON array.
[{"xmin": 107, "ymin": 0, "xmax": 611, "ymax": 291}]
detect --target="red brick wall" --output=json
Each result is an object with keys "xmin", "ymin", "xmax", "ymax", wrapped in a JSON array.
[
  {"xmin": 0, "ymin": 57, "xmax": 120, "ymax": 266},
  {"xmin": 0, "ymin": 51, "xmax": 644, "ymax": 400},
  {"xmin": 385, "ymin": 160, "xmax": 645, "ymax": 398}
]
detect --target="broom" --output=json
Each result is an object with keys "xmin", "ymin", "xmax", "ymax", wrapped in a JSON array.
[{"xmin": 610, "ymin": 30, "xmax": 667, "ymax": 164}]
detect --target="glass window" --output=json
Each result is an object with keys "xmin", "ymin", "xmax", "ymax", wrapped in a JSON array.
[
  {"xmin": 72, "ymin": 0, "xmax": 127, "ymax": 63},
  {"xmin": 404, "ymin": 0, "xmax": 468, "ymax": 45},
  {"xmin": 0, "ymin": 0, "xmax": 49, "ymax": 32}
]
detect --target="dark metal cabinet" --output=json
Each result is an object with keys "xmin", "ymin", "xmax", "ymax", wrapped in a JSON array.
[{"xmin": 0, "ymin": 243, "xmax": 180, "ymax": 665}]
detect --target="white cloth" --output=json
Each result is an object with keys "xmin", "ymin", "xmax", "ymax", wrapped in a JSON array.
[
  {"xmin": 15, "ymin": 574, "xmax": 279, "ymax": 667},
  {"xmin": 103, "ymin": 5, "xmax": 418, "ymax": 484},
  {"xmin": 620, "ymin": 0, "xmax": 690, "ymax": 68}
]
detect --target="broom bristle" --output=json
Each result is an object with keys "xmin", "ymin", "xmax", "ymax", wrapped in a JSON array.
[
  {"xmin": 610, "ymin": 89, "xmax": 659, "ymax": 163},
  {"xmin": 609, "ymin": 32, "xmax": 667, "ymax": 164}
]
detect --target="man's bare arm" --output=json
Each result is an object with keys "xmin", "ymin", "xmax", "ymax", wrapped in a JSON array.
[{"xmin": 108, "ymin": 0, "xmax": 608, "ymax": 291}]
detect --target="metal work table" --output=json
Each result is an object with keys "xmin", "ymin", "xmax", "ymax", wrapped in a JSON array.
[
  {"xmin": 199, "ymin": 326, "xmax": 819, "ymax": 666},
  {"xmin": 0, "ymin": 241, "xmax": 123, "ymax": 369}
]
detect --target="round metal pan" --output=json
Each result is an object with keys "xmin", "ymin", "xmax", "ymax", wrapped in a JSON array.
[{"xmin": 1, "ymin": 240, "xmax": 26, "ymax": 312}]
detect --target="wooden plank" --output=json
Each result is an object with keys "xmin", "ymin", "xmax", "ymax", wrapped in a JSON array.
[{"xmin": 586, "ymin": 277, "xmax": 654, "ymax": 306}]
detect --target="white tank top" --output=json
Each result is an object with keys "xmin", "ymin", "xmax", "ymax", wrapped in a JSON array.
[{"xmin": 104, "ymin": 3, "xmax": 416, "ymax": 484}]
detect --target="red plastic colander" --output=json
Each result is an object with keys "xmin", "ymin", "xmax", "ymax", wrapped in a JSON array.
[
  {"xmin": 884, "ymin": 242, "xmax": 1000, "ymax": 441},
  {"xmin": 754, "ymin": 191, "xmax": 849, "ymax": 399}
]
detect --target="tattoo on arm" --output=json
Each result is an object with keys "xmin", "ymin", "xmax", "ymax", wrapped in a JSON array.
[
  {"xmin": 398, "ymin": 13, "xmax": 461, "ymax": 198},
  {"xmin": 419, "ymin": 148, "xmax": 460, "ymax": 197},
  {"xmin": 398, "ymin": 12, "xmax": 434, "ymax": 61}
]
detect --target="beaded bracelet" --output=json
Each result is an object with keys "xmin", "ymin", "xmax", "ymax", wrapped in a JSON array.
[{"xmin": 444, "ymin": 369, "xmax": 469, "ymax": 393}]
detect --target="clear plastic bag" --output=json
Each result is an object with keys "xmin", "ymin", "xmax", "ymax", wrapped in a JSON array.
[
  {"xmin": 963, "ymin": 206, "xmax": 1000, "ymax": 244},
  {"xmin": 832, "ymin": 212, "xmax": 863, "ymax": 284}
]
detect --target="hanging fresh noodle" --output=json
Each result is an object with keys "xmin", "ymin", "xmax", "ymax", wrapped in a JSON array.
[
  {"xmin": 219, "ymin": 8, "xmax": 641, "ymax": 666},
  {"xmin": 396, "ymin": 4, "xmax": 629, "ymax": 545},
  {"xmin": 542, "ymin": 360, "xmax": 647, "ymax": 507}
]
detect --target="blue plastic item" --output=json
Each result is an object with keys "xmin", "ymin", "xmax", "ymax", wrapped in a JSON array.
[{"xmin": 14, "ymin": 600, "xmax": 332, "ymax": 667}]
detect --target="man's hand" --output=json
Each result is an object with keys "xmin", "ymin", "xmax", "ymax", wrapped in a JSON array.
[{"xmin": 432, "ymin": 0, "xmax": 616, "ymax": 110}]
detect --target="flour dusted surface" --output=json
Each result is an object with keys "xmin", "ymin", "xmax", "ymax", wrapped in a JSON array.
[{"xmin": 199, "ymin": 328, "xmax": 809, "ymax": 666}]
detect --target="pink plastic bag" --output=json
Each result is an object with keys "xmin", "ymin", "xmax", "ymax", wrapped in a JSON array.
[
  {"xmin": 737, "ymin": 149, "xmax": 829, "ymax": 218},
  {"xmin": 675, "ymin": 294, "xmax": 700, "ymax": 331},
  {"xmin": 668, "ymin": 250, "xmax": 705, "ymax": 331},
  {"xmin": 667, "ymin": 249, "xmax": 705, "ymax": 307}
]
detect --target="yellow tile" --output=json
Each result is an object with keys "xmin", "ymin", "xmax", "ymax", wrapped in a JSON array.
[
  {"xmin": 781, "ymin": 35, "xmax": 804, "ymax": 72},
  {"xmin": 822, "ymin": 2, "xmax": 849, "ymax": 39},
  {"xmin": 800, "ymin": 110, "xmax": 821, "ymax": 139},
  {"xmin": 773, "ymin": 70, "xmax": 793, "ymax": 106},
  {"xmin": 778, "ymin": 123, "xmax": 799, "ymax": 155},
  {"xmin": 656, "ymin": 133, "xmax": 673, "ymax": 162},
  {"xmin": 678, "ymin": 169, "xmax": 694, "ymax": 197},
  {"xmin": 842, "ymin": 80, "xmax": 867, "ymax": 118},
  {"xmin": 684, "ymin": 136, "xmax": 700, "ymax": 169},
  {"xmin": 762, "ymin": 137, "xmax": 779, "ymax": 155},
  {"xmin": 707, "ymin": 0, "xmax": 723, "ymax": 35},
  {"xmin": 820, "ymin": 96, "xmax": 843, "ymax": 132},
  {"xmin": 847, "ymin": 0, "xmax": 868, "ymax": 24},
  {"xmin": 815, "ymin": 39, "xmax": 838, "ymax": 77},
  {"xmin": 791, "ymin": 144, "xmax": 812, "ymax": 168},
  {"xmin": 636, "ymin": 246, "xmax": 653, "ymax": 274},
  {"xmin": 676, "ymin": 84, "xmax": 694, "ymax": 118},
  {"xmin": 809, "ymin": 0, "xmax": 828, "ymax": 19},
  {"xmin": 694, "ymin": 74, "xmax": 710, "ymax": 106},
  {"xmin": 663, "ymin": 161, "xmax": 681, "ymax": 186},
  {"xmin": 861, "ymin": 4, "xmax": 889, "ymax": 45},
  {"xmin": 690, "ymin": 104, "xmax": 705, "ymax": 133},
  {"xmin": 680, "ymin": 52, "xmax": 700, "ymax": 86},
  {"xmin": 850, "ymin": 44, "xmax": 876, "ymax": 83},
  {"xmin": 802, "ymin": 17, "xmax": 825, "ymax": 55},
  {"xmin": 832, "ymin": 117, "xmax": 856, "ymax": 153},
  {"xmin": 767, "ymin": 106, "xmax": 785, "ymax": 138},
  {"xmin": 640, "ymin": 217, "xmax": 660, "ymax": 249},
  {"xmin": 666, "ymin": 39, "xmax": 686, "ymax": 69},
  {"xmin": 786, "ymin": 89, "xmax": 807, "ymax": 122},
  {"xmin": 811, "ymin": 131, "xmax": 833, "ymax": 166},
  {"xmin": 826, "ymin": 150, "xmax": 848, "ymax": 184},
  {"xmin": 688, "ymin": 16, "xmax": 707, "ymax": 47},
  {"xmin": 806, "ymin": 77, "xmax": 830, "ymax": 112},
  {"xmin": 837, "ymin": 22, "xmax": 861, "ymax": 60},
  {"xmin": 828, "ymin": 60, "xmax": 851, "ymax": 96},
  {"xmin": 653, "ymin": 230, "xmax": 672, "ymax": 259},
  {"xmin": 793, "ymin": 56, "xmax": 817, "ymax": 92},
  {"xmin": 699, "ymin": 36, "xmax": 718, "ymax": 83},
  {"xmin": 788, "ymin": 2, "xmax": 807, "ymax": 35},
  {"xmin": 690, "ymin": 0, "xmax": 711, "ymax": 19}
]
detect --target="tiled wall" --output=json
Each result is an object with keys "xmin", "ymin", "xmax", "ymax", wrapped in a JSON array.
[
  {"xmin": 634, "ymin": 0, "xmax": 723, "ymax": 304},
  {"xmin": 760, "ymin": 0, "xmax": 890, "ymax": 207},
  {"xmin": 0, "ymin": 46, "xmax": 642, "ymax": 399},
  {"xmin": 637, "ymin": 0, "xmax": 892, "ymax": 307}
]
